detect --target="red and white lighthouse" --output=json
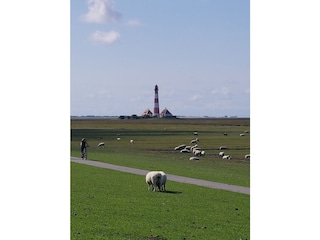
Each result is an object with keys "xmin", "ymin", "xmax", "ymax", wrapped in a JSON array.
[{"xmin": 153, "ymin": 84, "xmax": 160, "ymax": 117}]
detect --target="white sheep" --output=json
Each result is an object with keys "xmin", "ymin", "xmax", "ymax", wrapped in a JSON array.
[
  {"xmin": 97, "ymin": 142, "xmax": 105, "ymax": 147},
  {"xmin": 201, "ymin": 150, "xmax": 205, "ymax": 156},
  {"xmin": 189, "ymin": 156, "xmax": 200, "ymax": 161},
  {"xmin": 174, "ymin": 144, "xmax": 186, "ymax": 151},
  {"xmin": 219, "ymin": 151, "xmax": 225, "ymax": 157},
  {"xmin": 130, "ymin": 139, "xmax": 134, "ymax": 144},
  {"xmin": 222, "ymin": 155, "xmax": 232, "ymax": 160},
  {"xmin": 117, "ymin": 137, "xmax": 121, "ymax": 141},
  {"xmin": 190, "ymin": 138, "xmax": 199, "ymax": 144},
  {"xmin": 245, "ymin": 154, "xmax": 250, "ymax": 159},
  {"xmin": 146, "ymin": 171, "xmax": 166, "ymax": 192},
  {"xmin": 192, "ymin": 147, "xmax": 201, "ymax": 153},
  {"xmin": 180, "ymin": 148, "xmax": 190, "ymax": 153},
  {"xmin": 219, "ymin": 146, "xmax": 227, "ymax": 150},
  {"xmin": 240, "ymin": 133, "xmax": 245, "ymax": 137},
  {"xmin": 193, "ymin": 131, "xmax": 198, "ymax": 136},
  {"xmin": 194, "ymin": 149, "xmax": 202, "ymax": 156}
]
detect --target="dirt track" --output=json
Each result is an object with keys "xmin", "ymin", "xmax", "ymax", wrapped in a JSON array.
[{"xmin": 71, "ymin": 157, "xmax": 250, "ymax": 195}]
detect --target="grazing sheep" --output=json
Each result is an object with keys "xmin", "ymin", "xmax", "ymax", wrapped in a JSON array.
[
  {"xmin": 145, "ymin": 171, "xmax": 162, "ymax": 192},
  {"xmin": 194, "ymin": 149, "xmax": 202, "ymax": 156},
  {"xmin": 244, "ymin": 130, "xmax": 249, "ymax": 133},
  {"xmin": 201, "ymin": 150, "xmax": 205, "ymax": 156},
  {"xmin": 130, "ymin": 139, "xmax": 134, "ymax": 144},
  {"xmin": 97, "ymin": 142, "xmax": 105, "ymax": 147},
  {"xmin": 180, "ymin": 148, "xmax": 190, "ymax": 153},
  {"xmin": 222, "ymin": 155, "xmax": 232, "ymax": 160},
  {"xmin": 174, "ymin": 144, "xmax": 186, "ymax": 151},
  {"xmin": 219, "ymin": 151, "xmax": 225, "ymax": 157},
  {"xmin": 189, "ymin": 157, "xmax": 200, "ymax": 161},
  {"xmin": 190, "ymin": 138, "xmax": 199, "ymax": 144},
  {"xmin": 193, "ymin": 131, "xmax": 198, "ymax": 136},
  {"xmin": 192, "ymin": 147, "xmax": 201, "ymax": 153},
  {"xmin": 245, "ymin": 154, "xmax": 250, "ymax": 159},
  {"xmin": 219, "ymin": 146, "xmax": 227, "ymax": 150},
  {"xmin": 223, "ymin": 133, "xmax": 228, "ymax": 136},
  {"xmin": 117, "ymin": 137, "xmax": 121, "ymax": 141},
  {"xmin": 146, "ymin": 171, "xmax": 166, "ymax": 192},
  {"xmin": 240, "ymin": 133, "xmax": 245, "ymax": 137}
]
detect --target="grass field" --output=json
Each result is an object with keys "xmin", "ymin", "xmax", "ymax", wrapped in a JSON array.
[
  {"xmin": 70, "ymin": 117, "xmax": 250, "ymax": 239},
  {"xmin": 71, "ymin": 118, "xmax": 250, "ymax": 187}
]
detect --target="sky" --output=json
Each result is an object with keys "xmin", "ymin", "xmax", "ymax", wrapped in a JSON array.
[{"xmin": 71, "ymin": 0, "xmax": 250, "ymax": 117}]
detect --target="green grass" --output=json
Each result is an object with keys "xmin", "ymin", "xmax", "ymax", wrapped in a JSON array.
[
  {"xmin": 71, "ymin": 162, "xmax": 250, "ymax": 240},
  {"xmin": 70, "ymin": 118, "xmax": 250, "ymax": 187},
  {"xmin": 71, "ymin": 118, "xmax": 250, "ymax": 239}
]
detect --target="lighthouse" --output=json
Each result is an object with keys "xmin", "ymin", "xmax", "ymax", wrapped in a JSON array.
[{"xmin": 153, "ymin": 85, "xmax": 160, "ymax": 117}]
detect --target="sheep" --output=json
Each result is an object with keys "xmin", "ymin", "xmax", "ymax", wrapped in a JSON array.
[
  {"xmin": 192, "ymin": 147, "xmax": 201, "ymax": 153},
  {"xmin": 180, "ymin": 148, "xmax": 190, "ymax": 153},
  {"xmin": 219, "ymin": 146, "xmax": 227, "ymax": 150},
  {"xmin": 193, "ymin": 131, "xmax": 198, "ymax": 136},
  {"xmin": 189, "ymin": 157, "xmax": 200, "ymax": 161},
  {"xmin": 174, "ymin": 144, "xmax": 186, "ymax": 151},
  {"xmin": 240, "ymin": 133, "xmax": 245, "ymax": 137},
  {"xmin": 222, "ymin": 155, "xmax": 232, "ymax": 160},
  {"xmin": 146, "ymin": 171, "xmax": 166, "ymax": 192},
  {"xmin": 223, "ymin": 132, "xmax": 228, "ymax": 136},
  {"xmin": 130, "ymin": 139, "xmax": 134, "ymax": 144},
  {"xmin": 219, "ymin": 151, "xmax": 225, "ymax": 157},
  {"xmin": 201, "ymin": 150, "xmax": 205, "ymax": 156},
  {"xmin": 117, "ymin": 137, "xmax": 121, "ymax": 141},
  {"xmin": 190, "ymin": 138, "xmax": 199, "ymax": 144},
  {"xmin": 194, "ymin": 149, "xmax": 203, "ymax": 156},
  {"xmin": 97, "ymin": 142, "xmax": 105, "ymax": 148},
  {"xmin": 146, "ymin": 171, "xmax": 162, "ymax": 192},
  {"xmin": 245, "ymin": 154, "xmax": 250, "ymax": 159}
]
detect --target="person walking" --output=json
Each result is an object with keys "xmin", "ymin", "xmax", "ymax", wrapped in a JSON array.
[{"xmin": 80, "ymin": 138, "xmax": 89, "ymax": 159}]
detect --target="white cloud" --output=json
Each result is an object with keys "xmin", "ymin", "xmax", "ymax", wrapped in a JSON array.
[
  {"xmin": 82, "ymin": 0, "xmax": 121, "ymax": 23},
  {"xmin": 126, "ymin": 19, "xmax": 143, "ymax": 27},
  {"xmin": 90, "ymin": 30, "xmax": 120, "ymax": 44}
]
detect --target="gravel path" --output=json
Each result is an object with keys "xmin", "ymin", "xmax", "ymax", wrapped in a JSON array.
[{"xmin": 71, "ymin": 157, "xmax": 250, "ymax": 195}]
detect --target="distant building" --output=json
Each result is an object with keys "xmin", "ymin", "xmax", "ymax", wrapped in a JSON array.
[
  {"xmin": 142, "ymin": 108, "xmax": 153, "ymax": 118},
  {"xmin": 160, "ymin": 108, "xmax": 174, "ymax": 118},
  {"xmin": 142, "ymin": 85, "xmax": 175, "ymax": 118}
]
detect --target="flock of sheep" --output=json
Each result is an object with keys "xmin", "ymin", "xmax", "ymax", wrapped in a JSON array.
[
  {"xmin": 173, "ymin": 131, "xmax": 250, "ymax": 161},
  {"xmin": 95, "ymin": 130, "xmax": 249, "ymax": 192},
  {"xmin": 174, "ymin": 137, "xmax": 206, "ymax": 161}
]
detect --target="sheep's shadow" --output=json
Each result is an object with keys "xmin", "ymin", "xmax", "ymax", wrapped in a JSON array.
[{"xmin": 161, "ymin": 190, "xmax": 182, "ymax": 194}]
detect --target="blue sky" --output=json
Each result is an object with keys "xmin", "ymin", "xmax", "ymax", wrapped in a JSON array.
[{"xmin": 71, "ymin": 0, "xmax": 250, "ymax": 117}]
